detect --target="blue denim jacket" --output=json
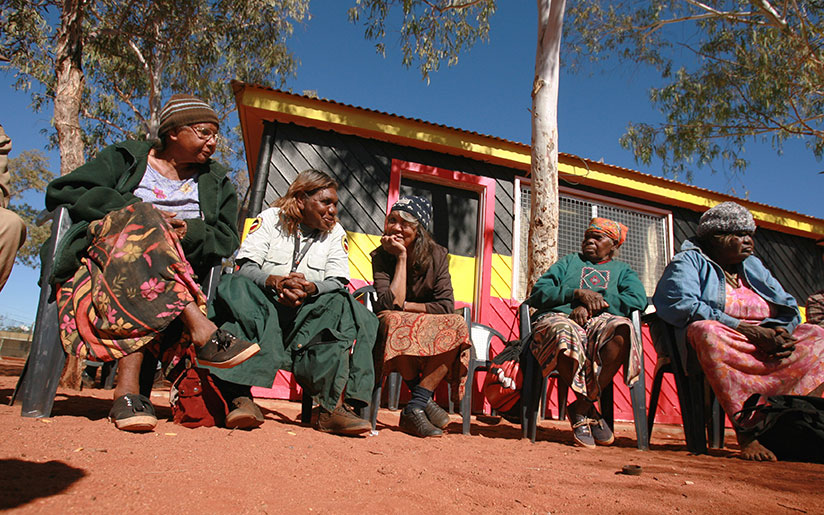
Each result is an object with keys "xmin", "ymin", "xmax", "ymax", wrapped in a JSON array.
[{"xmin": 653, "ymin": 239, "xmax": 800, "ymax": 370}]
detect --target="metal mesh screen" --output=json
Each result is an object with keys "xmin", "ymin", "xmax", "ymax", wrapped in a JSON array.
[{"xmin": 516, "ymin": 187, "xmax": 670, "ymax": 299}]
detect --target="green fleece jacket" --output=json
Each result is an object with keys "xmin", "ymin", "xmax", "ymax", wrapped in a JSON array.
[
  {"xmin": 527, "ymin": 253, "xmax": 648, "ymax": 319},
  {"xmin": 43, "ymin": 140, "xmax": 239, "ymax": 285}
]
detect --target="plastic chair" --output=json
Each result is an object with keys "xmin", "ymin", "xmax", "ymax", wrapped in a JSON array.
[
  {"xmin": 644, "ymin": 312, "xmax": 725, "ymax": 453},
  {"xmin": 519, "ymin": 303, "xmax": 650, "ymax": 450},
  {"xmin": 461, "ymin": 321, "xmax": 506, "ymax": 435},
  {"xmin": 12, "ymin": 207, "xmax": 73, "ymax": 417}
]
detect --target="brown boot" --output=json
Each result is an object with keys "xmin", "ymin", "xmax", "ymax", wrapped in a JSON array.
[
  {"xmin": 317, "ymin": 405, "xmax": 371, "ymax": 436},
  {"xmin": 225, "ymin": 397, "xmax": 264, "ymax": 430}
]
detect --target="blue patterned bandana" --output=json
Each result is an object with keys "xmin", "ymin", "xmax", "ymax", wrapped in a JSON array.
[{"xmin": 391, "ymin": 196, "xmax": 432, "ymax": 229}]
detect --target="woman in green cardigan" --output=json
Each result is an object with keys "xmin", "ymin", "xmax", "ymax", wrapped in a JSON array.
[
  {"xmin": 45, "ymin": 94, "xmax": 258, "ymax": 432},
  {"xmin": 526, "ymin": 217, "xmax": 647, "ymax": 449}
]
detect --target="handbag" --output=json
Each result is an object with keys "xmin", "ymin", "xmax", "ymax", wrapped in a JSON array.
[
  {"xmin": 169, "ymin": 347, "xmax": 229, "ymax": 428},
  {"xmin": 482, "ymin": 340, "xmax": 524, "ymax": 420},
  {"xmin": 733, "ymin": 393, "xmax": 824, "ymax": 463}
]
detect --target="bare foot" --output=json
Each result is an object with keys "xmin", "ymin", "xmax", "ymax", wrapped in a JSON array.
[{"xmin": 739, "ymin": 439, "xmax": 777, "ymax": 462}]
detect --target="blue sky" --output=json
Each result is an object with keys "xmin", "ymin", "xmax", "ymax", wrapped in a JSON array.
[{"xmin": 1, "ymin": 2, "xmax": 822, "ymax": 326}]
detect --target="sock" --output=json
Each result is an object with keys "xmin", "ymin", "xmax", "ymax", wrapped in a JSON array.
[
  {"xmin": 407, "ymin": 385, "xmax": 433, "ymax": 411},
  {"xmin": 404, "ymin": 377, "xmax": 421, "ymax": 391}
]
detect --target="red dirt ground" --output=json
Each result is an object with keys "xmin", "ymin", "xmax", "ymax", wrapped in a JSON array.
[{"xmin": 1, "ymin": 357, "xmax": 823, "ymax": 514}]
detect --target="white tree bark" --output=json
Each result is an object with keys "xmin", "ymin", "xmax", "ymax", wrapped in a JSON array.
[{"xmin": 528, "ymin": 0, "xmax": 566, "ymax": 290}]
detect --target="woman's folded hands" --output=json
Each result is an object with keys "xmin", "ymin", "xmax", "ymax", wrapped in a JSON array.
[{"xmin": 737, "ymin": 322, "xmax": 796, "ymax": 359}]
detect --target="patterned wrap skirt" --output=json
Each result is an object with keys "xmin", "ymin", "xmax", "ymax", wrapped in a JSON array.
[
  {"xmin": 56, "ymin": 202, "xmax": 207, "ymax": 361},
  {"xmin": 376, "ymin": 311, "xmax": 471, "ymax": 403},
  {"xmin": 687, "ymin": 282, "xmax": 824, "ymax": 417},
  {"xmin": 530, "ymin": 311, "xmax": 641, "ymax": 402}
]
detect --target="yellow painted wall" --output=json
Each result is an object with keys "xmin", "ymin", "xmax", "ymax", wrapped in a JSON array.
[{"xmin": 346, "ymin": 230, "xmax": 495, "ymax": 305}]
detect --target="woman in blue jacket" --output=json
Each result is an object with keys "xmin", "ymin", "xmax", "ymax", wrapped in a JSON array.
[{"xmin": 653, "ymin": 201, "xmax": 824, "ymax": 461}]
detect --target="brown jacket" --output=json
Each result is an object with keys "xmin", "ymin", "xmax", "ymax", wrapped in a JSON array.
[{"xmin": 371, "ymin": 243, "xmax": 455, "ymax": 314}]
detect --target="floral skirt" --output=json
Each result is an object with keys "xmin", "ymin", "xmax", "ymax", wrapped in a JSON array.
[
  {"xmin": 688, "ymin": 322, "xmax": 824, "ymax": 417},
  {"xmin": 530, "ymin": 312, "xmax": 641, "ymax": 402},
  {"xmin": 376, "ymin": 311, "xmax": 471, "ymax": 403},
  {"xmin": 56, "ymin": 203, "xmax": 207, "ymax": 361},
  {"xmin": 688, "ymin": 281, "xmax": 824, "ymax": 417}
]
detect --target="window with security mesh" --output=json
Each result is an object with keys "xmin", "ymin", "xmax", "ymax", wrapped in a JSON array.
[{"xmin": 514, "ymin": 182, "xmax": 671, "ymax": 300}]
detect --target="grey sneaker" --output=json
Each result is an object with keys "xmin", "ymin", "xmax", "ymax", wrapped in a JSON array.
[
  {"xmin": 588, "ymin": 407, "xmax": 615, "ymax": 446},
  {"xmin": 567, "ymin": 401, "xmax": 596, "ymax": 449},
  {"xmin": 196, "ymin": 329, "xmax": 260, "ymax": 369}
]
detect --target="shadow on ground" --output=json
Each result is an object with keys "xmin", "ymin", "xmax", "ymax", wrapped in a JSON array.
[{"xmin": 0, "ymin": 459, "xmax": 86, "ymax": 510}]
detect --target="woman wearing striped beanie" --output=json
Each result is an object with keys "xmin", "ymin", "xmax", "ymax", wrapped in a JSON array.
[{"xmin": 44, "ymin": 93, "xmax": 258, "ymax": 433}]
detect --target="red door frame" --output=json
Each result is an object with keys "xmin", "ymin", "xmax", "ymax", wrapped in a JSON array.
[{"xmin": 388, "ymin": 159, "xmax": 496, "ymax": 323}]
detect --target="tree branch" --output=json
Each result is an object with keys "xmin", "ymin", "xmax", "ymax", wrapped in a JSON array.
[
  {"xmin": 751, "ymin": 0, "xmax": 789, "ymax": 31},
  {"xmin": 421, "ymin": 0, "xmax": 487, "ymax": 13}
]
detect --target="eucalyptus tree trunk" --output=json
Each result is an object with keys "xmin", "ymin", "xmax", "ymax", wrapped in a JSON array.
[
  {"xmin": 527, "ymin": 0, "xmax": 566, "ymax": 290},
  {"xmin": 54, "ymin": 0, "xmax": 86, "ymax": 177},
  {"xmin": 55, "ymin": 0, "xmax": 87, "ymax": 389}
]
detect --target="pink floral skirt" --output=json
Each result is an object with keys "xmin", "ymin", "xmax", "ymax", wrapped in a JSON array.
[
  {"xmin": 688, "ymin": 282, "xmax": 824, "ymax": 417},
  {"xmin": 56, "ymin": 203, "xmax": 206, "ymax": 361}
]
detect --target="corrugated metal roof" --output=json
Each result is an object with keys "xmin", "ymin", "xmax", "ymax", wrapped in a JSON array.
[{"xmin": 232, "ymin": 80, "xmax": 824, "ymax": 235}]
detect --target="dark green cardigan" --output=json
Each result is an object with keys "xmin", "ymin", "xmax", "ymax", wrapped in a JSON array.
[{"xmin": 43, "ymin": 140, "xmax": 240, "ymax": 285}]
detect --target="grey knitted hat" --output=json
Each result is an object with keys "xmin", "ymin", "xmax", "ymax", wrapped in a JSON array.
[
  {"xmin": 391, "ymin": 196, "xmax": 432, "ymax": 230},
  {"xmin": 697, "ymin": 201, "xmax": 756, "ymax": 237},
  {"xmin": 158, "ymin": 94, "xmax": 219, "ymax": 136}
]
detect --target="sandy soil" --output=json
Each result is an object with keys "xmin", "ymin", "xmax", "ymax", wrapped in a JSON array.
[{"xmin": 1, "ymin": 357, "xmax": 823, "ymax": 514}]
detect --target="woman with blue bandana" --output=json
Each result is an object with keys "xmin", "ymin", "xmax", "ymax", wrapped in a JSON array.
[{"xmin": 371, "ymin": 196, "xmax": 471, "ymax": 438}]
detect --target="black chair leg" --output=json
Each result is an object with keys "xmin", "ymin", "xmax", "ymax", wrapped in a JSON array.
[
  {"xmin": 709, "ymin": 394, "xmax": 725, "ymax": 449},
  {"xmin": 600, "ymin": 382, "xmax": 614, "ymax": 430},
  {"xmin": 368, "ymin": 378, "xmax": 383, "ymax": 431},
  {"xmin": 556, "ymin": 377, "xmax": 568, "ymax": 421},
  {"xmin": 14, "ymin": 295, "xmax": 67, "ymax": 418},
  {"xmin": 647, "ymin": 364, "xmax": 667, "ymax": 438},
  {"xmin": 521, "ymin": 351, "xmax": 541, "ymax": 442},
  {"xmin": 462, "ymin": 364, "xmax": 475, "ymax": 435},
  {"xmin": 300, "ymin": 390, "xmax": 313, "ymax": 424},
  {"xmin": 386, "ymin": 372, "xmax": 402, "ymax": 411}
]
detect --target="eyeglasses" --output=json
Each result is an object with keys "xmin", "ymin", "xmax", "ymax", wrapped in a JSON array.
[{"xmin": 187, "ymin": 125, "xmax": 220, "ymax": 143}]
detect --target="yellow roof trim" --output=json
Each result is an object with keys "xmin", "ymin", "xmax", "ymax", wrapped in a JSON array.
[
  {"xmin": 239, "ymin": 88, "xmax": 530, "ymax": 169},
  {"xmin": 235, "ymin": 82, "xmax": 824, "ymax": 240},
  {"xmin": 558, "ymin": 160, "xmax": 824, "ymax": 237}
]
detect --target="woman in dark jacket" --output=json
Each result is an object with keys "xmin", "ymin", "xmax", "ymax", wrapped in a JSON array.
[
  {"xmin": 46, "ymin": 94, "xmax": 257, "ymax": 432},
  {"xmin": 371, "ymin": 196, "xmax": 471, "ymax": 438}
]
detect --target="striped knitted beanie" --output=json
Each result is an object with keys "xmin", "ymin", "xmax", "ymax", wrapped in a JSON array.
[{"xmin": 158, "ymin": 94, "xmax": 219, "ymax": 136}]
